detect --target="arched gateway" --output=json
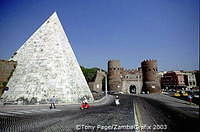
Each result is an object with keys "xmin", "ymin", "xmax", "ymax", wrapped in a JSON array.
[{"xmin": 129, "ymin": 85, "xmax": 136, "ymax": 94}]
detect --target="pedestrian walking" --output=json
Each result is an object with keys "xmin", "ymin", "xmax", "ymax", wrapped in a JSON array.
[
  {"xmin": 115, "ymin": 96, "xmax": 120, "ymax": 106},
  {"xmin": 50, "ymin": 96, "xmax": 56, "ymax": 109},
  {"xmin": 188, "ymin": 95, "xmax": 193, "ymax": 104}
]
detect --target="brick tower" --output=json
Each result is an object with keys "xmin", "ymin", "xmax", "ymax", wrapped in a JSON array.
[
  {"xmin": 141, "ymin": 60, "xmax": 161, "ymax": 93},
  {"xmin": 108, "ymin": 60, "xmax": 122, "ymax": 92}
]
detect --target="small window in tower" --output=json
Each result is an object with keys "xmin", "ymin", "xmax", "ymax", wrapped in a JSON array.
[
  {"xmin": 114, "ymin": 68, "xmax": 116, "ymax": 70},
  {"xmin": 149, "ymin": 69, "xmax": 151, "ymax": 71},
  {"xmin": 118, "ymin": 68, "xmax": 120, "ymax": 70},
  {"xmin": 41, "ymin": 49, "xmax": 43, "ymax": 52}
]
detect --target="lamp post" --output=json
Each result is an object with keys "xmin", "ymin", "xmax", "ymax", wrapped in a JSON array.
[
  {"xmin": 105, "ymin": 74, "xmax": 107, "ymax": 96},
  {"xmin": 137, "ymin": 74, "xmax": 140, "ymax": 94}
]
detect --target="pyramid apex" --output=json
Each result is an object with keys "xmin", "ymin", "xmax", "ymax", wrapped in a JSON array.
[
  {"xmin": 49, "ymin": 11, "xmax": 58, "ymax": 18},
  {"xmin": 52, "ymin": 11, "xmax": 57, "ymax": 15},
  {"xmin": 45, "ymin": 11, "xmax": 61, "ymax": 24}
]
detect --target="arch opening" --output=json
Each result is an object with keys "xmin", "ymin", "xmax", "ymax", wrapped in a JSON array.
[{"xmin": 129, "ymin": 85, "xmax": 136, "ymax": 94}]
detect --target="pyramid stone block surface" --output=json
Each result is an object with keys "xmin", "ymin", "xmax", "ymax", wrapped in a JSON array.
[{"xmin": 2, "ymin": 12, "xmax": 94, "ymax": 104}]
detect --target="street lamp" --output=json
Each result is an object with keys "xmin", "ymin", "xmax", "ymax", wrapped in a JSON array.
[{"xmin": 105, "ymin": 75, "xmax": 107, "ymax": 96}]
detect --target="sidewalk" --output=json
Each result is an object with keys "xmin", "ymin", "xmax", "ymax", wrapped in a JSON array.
[
  {"xmin": 0, "ymin": 95, "xmax": 114, "ymax": 112},
  {"xmin": 138, "ymin": 93, "xmax": 199, "ymax": 118}
]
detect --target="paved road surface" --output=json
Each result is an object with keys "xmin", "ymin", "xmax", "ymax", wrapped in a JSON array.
[
  {"xmin": 0, "ymin": 95, "xmax": 134, "ymax": 132},
  {"xmin": 0, "ymin": 94, "xmax": 199, "ymax": 132}
]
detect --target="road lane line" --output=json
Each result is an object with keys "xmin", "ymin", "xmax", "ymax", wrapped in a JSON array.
[
  {"xmin": 134, "ymin": 102, "xmax": 143, "ymax": 132},
  {"xmin": 135, "ymin": 103, "xmax": 143, "ymax": 125},
  {"xmin": 134, "ymin": 103, "xmax": 139, "ymax": 130}
]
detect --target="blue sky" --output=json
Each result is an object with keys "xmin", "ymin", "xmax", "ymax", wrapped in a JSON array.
[{"xmin": 0, "ymin": 0, "xmax": 199, "ymax": 71}]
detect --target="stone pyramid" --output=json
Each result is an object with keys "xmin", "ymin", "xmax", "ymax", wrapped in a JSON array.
[{"xmin": 2, "ymin": 12, "xmax": 94, "ymax": 104}]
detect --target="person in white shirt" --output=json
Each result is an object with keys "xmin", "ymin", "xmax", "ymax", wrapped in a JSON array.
[
  {"xmin": 115, "ymin": 96, "xmax": 120, "ymax": 106},
  {"xmin": 50, "ymin": 96, "xmax": 56, "ymax": 109}
]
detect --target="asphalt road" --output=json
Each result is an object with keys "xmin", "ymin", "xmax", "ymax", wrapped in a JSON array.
[
  {"xmin": 134, "ymin": 95, "xmax": 199, "ymax": 132},
  {"xmin": 0, "ymin": 95, "xmax": 199, "ymax": 132},
  {"xmin": 0, "ymin": 95, "xmax": 134, "ymax": 132}
]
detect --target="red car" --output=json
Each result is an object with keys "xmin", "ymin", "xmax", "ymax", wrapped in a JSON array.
[{"xmin": 80, "ymin": 103, "xmax": 90, "ymax": 109}]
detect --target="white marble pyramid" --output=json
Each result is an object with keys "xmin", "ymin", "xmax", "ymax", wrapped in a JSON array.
[{"xmin": 2, "ymin": 12, "xmax": 94, "ymax": 104}]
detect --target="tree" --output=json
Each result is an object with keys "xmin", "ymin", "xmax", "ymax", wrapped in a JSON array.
[{"xmin": 80, "ymin": 66, "xmax": 105, "ymax": 82}]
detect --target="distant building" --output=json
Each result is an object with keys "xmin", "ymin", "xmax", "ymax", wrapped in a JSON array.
[
  {"xmin": 183, "ymin": 71, "xmax": 196, "ymax": 89},
  {"xmin": 161, "ymin": 71, "xmax": 186, "ymax": 89},
  {"xmin": 158, "ymin": 71, "xmax": 167, "ymax": 88},
  {"xmin": 194, "ymin": 70, "xmax": 200, "ymax": 87}
]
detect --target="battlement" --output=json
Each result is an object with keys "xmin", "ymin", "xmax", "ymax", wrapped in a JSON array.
[
  {"xmin": 122, "ymin": 68, "xmax": 139, "ymax": 74},
  {"xmin": 141, "ymin": 59, "xmax": 157, "ymax": 65},
  {"xmin": 108, "ymin": 60, "xmax": 120, "ymax": 62}
]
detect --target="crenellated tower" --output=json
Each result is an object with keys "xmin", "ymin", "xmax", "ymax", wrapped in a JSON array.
[
  {"xmin": 108, "ymin": 60, "xmax": 122, "ymax": 92},
  {"xmin": 141, "ymin": 59, "xmax": 161, "ymax": 93}
]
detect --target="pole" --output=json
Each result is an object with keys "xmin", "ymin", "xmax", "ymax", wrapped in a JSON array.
[
  {"xmin": 137, "ymin": 74, "xmax": 139, "ymax": 94},
  {"xmin": 105, "ymin": 74, "xmax": 107, "ymax": 96}
]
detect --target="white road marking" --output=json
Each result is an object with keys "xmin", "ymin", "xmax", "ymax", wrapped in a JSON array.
[
  {"xmin": 18, "ymin": 110, "xmax": 33, "ymax": 114},
  {"xmin": 0, "ymin": 109, "xmax": 62, "ymax": 115},
  {"xmin": 133, "ymin": 103, "xmax": 139, "ymax": 132},
  {"xmin": 7, "ymin": 111, "xmax": 26, "ymax": 115},
  {"xmin": 0, "ymin": 112, "xmax": 13, "ymax": 116}
]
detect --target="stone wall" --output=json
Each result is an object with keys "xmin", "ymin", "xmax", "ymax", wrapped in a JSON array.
[
  {"xmin": 88, "ymin": 70, "xmax": 106, "ymax": 93},
  {"xmin": 0, "ymin": 60, "xmax": 17, "ymax": 83},
  {"xmin": 0, "ymin": 60, "xmax": 17, "ymax": 97}
]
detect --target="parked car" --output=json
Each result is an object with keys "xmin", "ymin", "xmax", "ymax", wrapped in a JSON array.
[
  {"xmin": 162, "ymin": 92, "xmax": 169, "ymax": 95},
  {"xmin": 182, "ymin": 92, "xmax": 188, "ymax": 96},
  {"xmin": 174, "ymin": 92, "xmax": 181, "ymax": 97},
  {"xmin": 193, "ymin": 94, "xmax": 199, "ymax": 98}
]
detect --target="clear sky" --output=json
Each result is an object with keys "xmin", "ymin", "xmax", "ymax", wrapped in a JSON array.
[{"xmin": 0, "ymin": 0, "xmax": 199, "ymax": 71}]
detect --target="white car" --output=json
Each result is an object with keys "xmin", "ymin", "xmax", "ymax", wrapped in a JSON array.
[{"xmin": 162, "ymin": 92, "xmax": 169, "ymax": 95}]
